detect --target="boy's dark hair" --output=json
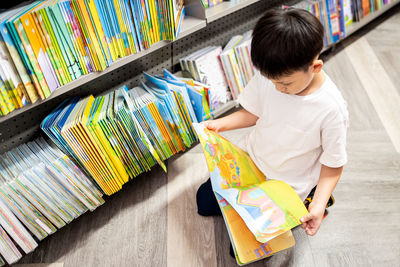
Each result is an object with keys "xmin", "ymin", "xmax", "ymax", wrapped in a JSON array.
[{"xmin": 251, "ymin": 8, "xmax": 324, "ymax": 79}]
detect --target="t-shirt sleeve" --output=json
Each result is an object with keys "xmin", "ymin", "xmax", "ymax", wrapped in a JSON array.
[
  {"xmin": 237, "ymin": 71, "xmax": 265, "ymax": 118},
  {"xmin": 319, "ymin": 108, "xmax": 349, "ymax": 168}
]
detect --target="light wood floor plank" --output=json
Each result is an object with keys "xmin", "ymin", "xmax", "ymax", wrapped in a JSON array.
[
  {"xmin": 167, "ymin": 153, "xmax": 217, "ymax": 267},
  {"xmin": 345, "ymin": 36, "xmax": 400, "ymax": 152},
  {"xmin": 19, "ymin": 166, "xmax": 169, "ymax": 267}
]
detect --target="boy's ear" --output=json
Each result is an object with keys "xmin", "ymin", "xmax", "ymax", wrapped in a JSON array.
[{"xmin": 312, "ymin": 59, "xmax": 324, "ymax": 73}]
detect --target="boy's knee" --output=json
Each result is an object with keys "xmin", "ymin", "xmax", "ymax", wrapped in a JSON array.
[{"xmin": 196, "ymin": 179, "xmax": 221, "ymax": 216}]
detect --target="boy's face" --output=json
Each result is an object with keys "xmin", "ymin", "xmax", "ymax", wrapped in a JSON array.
[{"xmin": 267, "ymin": 58, "xmax": 323, "ymax": 95}]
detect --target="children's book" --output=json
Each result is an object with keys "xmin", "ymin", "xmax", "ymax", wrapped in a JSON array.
[
  {"xmin": 0, "ymin": 7, "xmax": 40, "ymax": 103},
  {"xmin": 163, "ymin": 69, "xmax": 210, "ymax": 122},
  {"xmin": 193, "ymin": 123, "xmax": 309, "ymax": 265},
  {"xmin": 220, "ymin": 35, "xmax": 243, "ymax": 99}
]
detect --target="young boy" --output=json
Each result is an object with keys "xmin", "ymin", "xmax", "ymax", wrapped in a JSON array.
[{"xmin": 196, "ymin": 8, "xmax": 349, "ymax": 237}]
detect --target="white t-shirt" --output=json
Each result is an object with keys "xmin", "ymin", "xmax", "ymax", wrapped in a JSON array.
[{"xmin": 238, "ymin": 70, "xmax": 349, "ymax": 201}]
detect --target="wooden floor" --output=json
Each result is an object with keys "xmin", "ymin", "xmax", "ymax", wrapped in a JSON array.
[{"xmin": 17, "ymin": 6, "xmax": 400, "ymax": 267}]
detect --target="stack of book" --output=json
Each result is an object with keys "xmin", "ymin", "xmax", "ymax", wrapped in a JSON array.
[
  {"xmin": 0, "ymin": 138, "xmax": 104, "ymax": 264},
  {"xmin": 163, "ymin": 69, "xmax": 212, "ymax": 122},
  {"xmin": 220, "ymin": 30, "xmax": 254, "ymax": 100},
  {"xmin": 0, "ymin": 0, "xmax": 185, "ymax": 116},
  {"xmin": 179, "ymin": 31, "xmax": 255, "ymax": 104},
  {"xmin": 289, "ymin": 0, "xmax": 347, "ymax": 45},
  {"xmin": 41, "ymin": 70, "xmax": 198, "ymax": 195},
  {"xmin": 179, "ymin": 46, "xmax": 230, "ymax": 110},
  {"xmin": 351, "ymin": 0, "xmax": 394, "ymax": 21}
]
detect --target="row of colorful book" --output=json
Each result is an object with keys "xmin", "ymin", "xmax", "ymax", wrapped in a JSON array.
[
  {"xmin": 289, "ymin": 0, "xmax": 395, "ymax": 46},
  {"xmin": 0, "ymin": 0, "xmax": 185, "ymax": 117},
  {"xmin": 202, "ymin": 0, "xmax": 224, "ymax": 8},
  {"xmin": 0, "ymin": 68, "xmax": 212, "ymax": 264},
  {"xmin": 351, "ymin": 0, "xmax": 394, "ymax": 21},
  {"xmin": 180, "ymin": 30, "xmax": 255, "ymax": 107},
  {"xmin": 0, "ymin": 138, "xmax": 104, "ymax": 265},
  {"xmin": 41, "ymin": 70, "xmax": 210, "ymax": 196}
]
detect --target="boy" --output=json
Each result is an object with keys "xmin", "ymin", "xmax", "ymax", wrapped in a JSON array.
[{"xmin": 196, "ymin": 8, "xmax": 349, "ymax": 237}]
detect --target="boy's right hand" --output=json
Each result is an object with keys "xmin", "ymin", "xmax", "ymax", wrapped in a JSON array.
[{"xmin": 201, "ymin": 120, "xmax": 224, "ymax": 133}]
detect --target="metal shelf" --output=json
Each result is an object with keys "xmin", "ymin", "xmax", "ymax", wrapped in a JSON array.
[
  {"xmin": 1, "ymin": 0, "xmax": 399, "ymax": 151},
  {"xmin": 321, "ymin": 0, "xmax": 400, "ymax": 53},
  {"xmin": 0, "ymin": 16, "xmax": 208, "ymax": 124},
  {"xmin": 177, "ymin": 16, "xmax": 207, "ymax": 40},
  {"xmin": 205, "ymin": 0, "xmax": 261, "ymax": 23},
  {"xmin": 0, "ymin": 40, "xmax": 169, "ymax": 124},
  {"xmin": 211, "ymin": 100, "xmax": 239, "ymax": 118}
]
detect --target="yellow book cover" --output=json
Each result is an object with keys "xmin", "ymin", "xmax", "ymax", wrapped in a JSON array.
[
  {"xmin": 89, "ymin": 97, "xmax": 129, "ymax": 183},
  {"xmin": 62, "ymin": 99, "xmax": 114, "ymax": 195},
  {"xmin": 61, "ymin": 119, "xmax": 112, "ymax": 195},
  {"xmin": 148, "ymin": 103, "xmax": 177, "ymax": 154},
  {"xmin": 219, "ymin": 198, "xmax": 295, "ymax": 265},
  {"xmin": 75, "ymin": 0, "xmax": 107, "ymax": 70},
  {"xmin": 0, "ymin": 31, "xmax": 39, "ymax": 103},
  {"xmin": 20, "ymin": 7, "xmax": 59, "ymax": 80},
  {"xmin": 113, "ymin": 0, "xmax": 134, "ymax": 55},
  {"xmin": 16, "ymin": 12, "xmax": 53, "ymax": 97},
  {"xmin": 0, "ymin": 79, "xmax": 15, "ymax": 113},
  {"xmin": 76, "ymin": 99, "xmax": 120, "ymax": 192},
  {"xmin": 194, "ymin": 123, "xmax": 309, "ymax": 265},
  {"xmin": 0, "ymin": 74, "xmax": 22, "ymax": 109},
  {"xmin": 71, "ymin": 0, "xmax": 102, "ymax": 71},
  {"xmin": 75, "ymin": 121, "xmax": 120, "ymax": 194},
  {"xmin": 173, "ymin": 90, "xmax": 196, "ymax": 139},
  {"xmin": 32, "ymin": 10, "xmax": 68, "ymax": 86},
  {"xmin": 0, "ymin": 85, "xmax": 10, "ymax": 115},
  {"xmin": 148, "ymin": 0, "xmax": 160, "ymax": 43},
  {"xmin": 80, "ymin": 96, "xmax": 125, "ymax": 191},
  {"xmin": 86, "ymin": 0, "xmax": 117, "ymax": 62}
]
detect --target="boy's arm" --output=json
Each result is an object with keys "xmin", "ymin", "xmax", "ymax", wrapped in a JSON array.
[
  {"xmin": 202, "ymin": 108, "xmax": 259, "ymax": 132},
  {"xmin": 301, "ymin": 164, "xmax": 343, "ymax": 236}
]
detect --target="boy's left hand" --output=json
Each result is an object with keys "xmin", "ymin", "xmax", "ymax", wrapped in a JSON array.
[{"xmin": 300, "ymin": 205, "xmax": 325, "ymax": 236}]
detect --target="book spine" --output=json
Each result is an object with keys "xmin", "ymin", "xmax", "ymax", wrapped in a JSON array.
[
  {"xmin": 6, "ymin": 20, "xmax": 46, "ymax": 99},
  {"xmin": 43, "ymin": 7, "xmax": 76, "ymax": 82},
  {"xmin": 59, "ymin": 1, "xmax": 91, "ymax": 74},
  {"xmin": 85, "ymin": 0, "xmax": 114, "ymax": 64},
  {"xmin": 338, "ymin": 0, "xmax": 347, "ymax": 38},
  {"xmin": 14, "ymin": 18, "xmax": 52, "ymax": 98},
  {"xmin": 0, "ymin": 24, "xmax": 39, "ymax": 103},
  {"xmin": 34, "ymin": 10, "xmax": 68, "ymax": 86},
  {"xmin": 0, "ymin": 39, "xmax": 30, "ymax": 105},
  {"xmin": 21, "ymin": 12, "xmax": 61, "ymax": 92}
]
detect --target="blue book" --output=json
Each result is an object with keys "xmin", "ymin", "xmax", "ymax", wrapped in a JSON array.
[
  {"xmin": 163, "ymin": 69, "xmax": 209, "ymax": 122},
  {"xmin": 160, "ymin": 70, "xmax": 197, "ymax": 123},
  {"xmin": 143, "ymin": 72, "xmax": 193, "ymax": 147},
  {"xmin": 106, "ymin": 0, "xmax": 129, "ymax": 55},
  {"xmin": 338, "ymin": 0, "xmax": 346, "ymax": 38},
  {"xmin": 121, "ymin": 0, "xmax": 140, "ymax": 52},
  {"xmin": 128, "ymin": 0, "xmax": 144, "ymax": 50}
]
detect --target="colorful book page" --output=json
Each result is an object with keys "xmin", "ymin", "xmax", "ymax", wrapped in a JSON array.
[
  {"xmin": 216, "ymin": 193, "xmax": 295, "ymax": 265},
  {"xmin": 193, "ymin": 123, "xmax": 308, "ymax": 244}
]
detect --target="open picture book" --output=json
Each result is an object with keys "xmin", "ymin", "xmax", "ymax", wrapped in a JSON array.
[{"xmin": 193, "ymin": 123, "xmax": 309, "ymax": 265}]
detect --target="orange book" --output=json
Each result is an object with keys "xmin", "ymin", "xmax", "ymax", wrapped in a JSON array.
[{"xmin": 362, "ymin": 0, "xmax": 371, "ymax": 16}]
